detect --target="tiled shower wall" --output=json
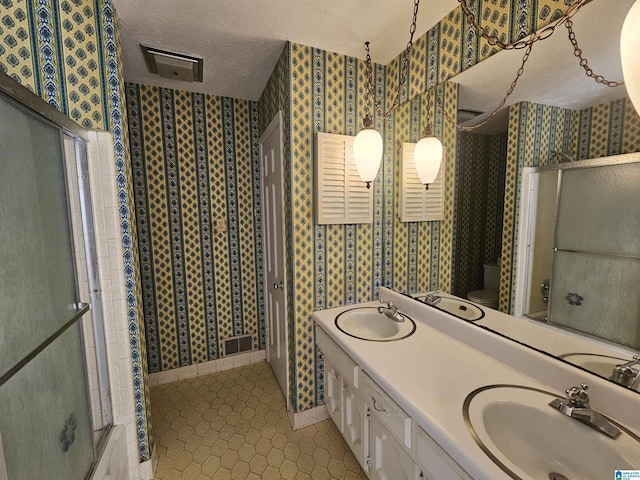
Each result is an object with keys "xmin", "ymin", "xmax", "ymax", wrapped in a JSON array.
[
  {"xmin": 500, "ymin": 97, "xmax": 640, "ymax": 312},
  {"xmin": 125, "ymin": 83, "xmax": 265, "ymax": 373}
]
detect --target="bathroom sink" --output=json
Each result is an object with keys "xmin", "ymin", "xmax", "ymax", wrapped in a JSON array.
[
  {"xmin": 415, "ymin": 296, "xmax": 484, "ymax": 321},
  {"xmin": 335, "ymin": 307, "xmax": 416, "ymax": 341},
  {"xmin": 464, "ymin": 384, "xmax": 640, "ymax": 480},
  {"xmin": 558, "ymin": 353, "xmax": 640, "ymax": 392},
  {"xmin": 558, "ymin": 352, "xmax": 628, "ymax": 377}
]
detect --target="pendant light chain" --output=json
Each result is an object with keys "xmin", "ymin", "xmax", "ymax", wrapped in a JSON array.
[
  {"xmin": 565, "ymin": 19, "xmax": 625, "ymax": 87},
  {"xmin": 423, "ymin": 87, "xmax": 434, "ymax": 136},
  {"xmin": 437, "ymin": 42, "xmax": 535, "ymax": 132},
  {"xmin": 437, "ymin": 0, "xmax": 623, "ymax": 131},
  {"xmin": 364, "ymin": 0, "xmax": 421, "ymax": 119},
  {"xmin": 458, "ymin": 0, "xmax": 586, "ymax": 50}
]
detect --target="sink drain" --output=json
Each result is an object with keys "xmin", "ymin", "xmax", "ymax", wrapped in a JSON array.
[{"xmin": 549, "ymin": 473, "xmax": 569, "ymax": 480}]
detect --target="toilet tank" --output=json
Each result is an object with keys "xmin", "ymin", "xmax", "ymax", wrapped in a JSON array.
[{"xmin": 483, "ymin": 263, "xmax": 500, "ymax": 291}]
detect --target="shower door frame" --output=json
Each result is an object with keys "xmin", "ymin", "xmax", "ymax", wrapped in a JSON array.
[
  {"xmin": 0, "ymin": 72, "xmax": 114, "ymax": 477},
  {"xmin": 514, "ymin": 152, "xmax": 640, "ymax": 319}
]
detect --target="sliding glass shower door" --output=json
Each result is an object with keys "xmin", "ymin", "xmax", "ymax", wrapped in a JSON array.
[{"xmin": 0, "ymin": 90, "xmax": 110, "ymax": 479}]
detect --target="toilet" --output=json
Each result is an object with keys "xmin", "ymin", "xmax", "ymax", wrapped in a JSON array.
[{"xmin": 467, "ymin": 263, "xmax": 500, "ymax": 309}]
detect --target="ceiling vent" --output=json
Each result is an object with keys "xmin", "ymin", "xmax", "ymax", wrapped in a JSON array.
[
  {"xmin": 458, "ymin": 108, "xmax": 484, "ymax": 123},
  {"xmin": 141, "ymin": 45, "xmax": 203, "ymax": 83}
]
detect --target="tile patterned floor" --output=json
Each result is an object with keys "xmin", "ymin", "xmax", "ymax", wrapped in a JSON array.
[{"xmin": 150, "ymin": 361, "xmax": 368, "ymax": 479}]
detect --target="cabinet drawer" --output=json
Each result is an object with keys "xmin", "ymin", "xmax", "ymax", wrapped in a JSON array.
[
  {"xmin": 316, "ymin": 326, "xmax": 359, "ymax": 387},
  {"xmin": 359, "ymin": 371, "xmax": 412, "ymax": 452},
  {"xmin": 416, "ymin": 426, "xmax": 471, "ymax": 480}
]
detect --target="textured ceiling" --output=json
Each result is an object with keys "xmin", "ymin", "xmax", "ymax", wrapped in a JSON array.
[
  {"xmin": 114, "ymin": 0, "xmax": 632, "ymax": 125},
  {"xmin": 113, "ymin": 0, "xmax": 458, "ymax": 100}
]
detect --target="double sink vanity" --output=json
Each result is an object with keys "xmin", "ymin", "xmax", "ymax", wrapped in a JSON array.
[{"xmin": 312, "ymin": 287, "xmax": 640, "ymax": 480}]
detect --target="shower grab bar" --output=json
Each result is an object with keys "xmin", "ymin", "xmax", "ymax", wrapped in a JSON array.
[{"xmin": 0, "ymin": 303, "xmax": 90, "ymax": 388}]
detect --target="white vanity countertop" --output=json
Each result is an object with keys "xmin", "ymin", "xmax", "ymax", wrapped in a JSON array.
[{"xmin": 313, "ymin": 287, "xmax": 640, "ymax": 480}]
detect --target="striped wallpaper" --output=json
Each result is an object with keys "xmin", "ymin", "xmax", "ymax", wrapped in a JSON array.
[
  {"xmin": 126, "ymin": 83, "xmax": 265, "ymax": 373},
  {"xmin": 280, "ymin": 45, "xmax": 459, "ymax": 410},
  {"xmin": 453, "ymin": 131, "xmax": 508, "ymax": 299},
  {"xmin": 258, "ymin": 0, "xmax": 587, "ymax": 413}
]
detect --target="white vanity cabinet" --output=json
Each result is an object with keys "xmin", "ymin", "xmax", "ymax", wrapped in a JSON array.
[
  {"xmin": 369, "ymin": 415, "xmax": 417, "ymax": 480},
  {"xmin": 324, "ymin": 356, "xmax": 343, "ymax": 431},
  {"xmin": 316, "ymin": 328, "xmax": 368, "ymax": 471},
  {"xmin": 360, "ymin": 370, "xmax": 417, "ymax": 480},
  {"xmin": 342, "ymin": 380, "xmax": 367, "ymax": 469},
  {"xmin": 415, "ymin": 427, "xmax": 472, "ymax": 480},
  {"xmin": 316, "ymin": 324, "xmax": 473, "ymax": 480}
]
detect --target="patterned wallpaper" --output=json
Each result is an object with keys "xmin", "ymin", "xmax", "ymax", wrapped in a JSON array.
[
  {"xmin": 0, "ymin": 0, "xmax": 151, "ymax": 462},
  {"xmin": 261, "ymin": 42, "xmax": 459, "ymax": 412},
  {"xmin": 453, "ymin": 131, "xmax": 507, "ymax": 298},
  {"xmin": 126, "ymin": 83, "xmax": 265, "ymax": 373},
  {"xmin": 500, "ymin": 97, "xmax": 640, "ymax": 312},
  {"xmin": 0, "ymin": 0, "xmax": 598, "ymax": 454},
  {"xmin": 257, "ymin": 0, "xmax": 582, "ymax": 413}
]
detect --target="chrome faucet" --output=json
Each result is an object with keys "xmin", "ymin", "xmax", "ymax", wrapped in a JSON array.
[
  {"xmin": 549, "ymin": 384, "xmax": 620, "ymax": 439},
  {"xmin": 609, "ymin": 355, "xmax": 640, "ymax": 389},
  {"xmin": 377, "ymin": 300, "xmax": 405, "ymax": 323},
  {"xmin": 424, "ymin": 289, "xmax": 441, "ymax": 306}
]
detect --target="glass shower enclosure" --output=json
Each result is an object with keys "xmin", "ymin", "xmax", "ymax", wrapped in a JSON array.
[
  {"xmin": 0, "ymin": 80, "xmax": 112, "ymax": 479},
  {"xmin": 517, "ymin": 155, "xmax": 640, "ymax": 350}
]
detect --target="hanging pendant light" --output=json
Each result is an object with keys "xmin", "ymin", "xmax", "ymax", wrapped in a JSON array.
[
  {"xmin": 414, "ymin": 89, "xmax": 443, "ymax": 190},
  {"xmin": 621, "ymin": 0, "xmax": 640, "ymax": 115},
  {"xmin": 353, "ymin": 42, "xmax": 383, "ymax": 189},
  {"xmin": 353, "ymin": 0, "xmax": 421, "ymax": 188},
  {"xmin": 353, "ymin": 112, "xmax": 383, "ymax": 189}
]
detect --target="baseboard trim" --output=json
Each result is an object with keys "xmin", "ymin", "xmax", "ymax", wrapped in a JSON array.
[
  {"xmin": 288, "ymin": 404, "xmax": 329, "ymax": 430},
  {"xmin": 138, "ymin": 443, "xmax": 157, "ymax": 480},
  {"xmin": 148, "ymin": 350, "xmax": 267, "ymax": 387}
]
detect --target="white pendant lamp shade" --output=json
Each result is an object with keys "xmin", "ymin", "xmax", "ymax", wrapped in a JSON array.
[
  {"xmin": 622, "ymin": 0, "xmax": 640, "ymax": 115},
  {"xmin": 414, "ymin": 136, "xmax": 443, "ymax": 187},
  {"xmin": 353, "ymin": 127, "xmax": 383, "ymax": 186}
]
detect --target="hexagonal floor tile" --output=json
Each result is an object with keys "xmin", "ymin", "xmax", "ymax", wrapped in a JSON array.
[{"xmin": 150, "ymin": 361, "xmax": 367, "ymax": 479}]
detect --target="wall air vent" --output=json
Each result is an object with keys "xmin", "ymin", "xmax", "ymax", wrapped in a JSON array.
[
  {"xmin": 222, "ymin": 335, "xmax": 254, "ymax": 357},
  {"xmin": 141, "ymin": 45, "xmax": 203, "ymax": 83}
]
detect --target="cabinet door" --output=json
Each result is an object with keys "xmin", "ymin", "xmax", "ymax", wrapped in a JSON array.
[
  {"xmin": 343, "ymin": 380, "xmax": 367, "ymax": 471},
  {"xmin": 370, "ymin": 416, "xmax": 417, "ymax": 480},
  {"xmin": 324, "ymin": 357, "xmax": 343, "ymax": 432}
]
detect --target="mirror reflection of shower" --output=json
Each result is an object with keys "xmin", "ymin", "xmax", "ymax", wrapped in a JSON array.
[
  {"xmin": 516, "ymin": 156, "xmax": 640, "ymax": 351},
  {"xmin": 517, "ymin": 168, "xmax": 558, "ymax": 322}
]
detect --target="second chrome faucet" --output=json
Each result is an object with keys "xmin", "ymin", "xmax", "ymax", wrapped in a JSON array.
[{"xmin": 378, "ymin": 300, "xmax": 405, "ymax": 323}]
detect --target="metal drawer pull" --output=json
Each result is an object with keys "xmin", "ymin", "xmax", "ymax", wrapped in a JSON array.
[{"xmin": 371, "ymin": 396, "xmax": 389, "ymax": 415}]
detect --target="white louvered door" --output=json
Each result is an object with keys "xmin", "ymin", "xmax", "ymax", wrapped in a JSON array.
[
  {"xmin": 400, "ymin": 142, "xmax": 445, "ymax": 222},
  {"xmin": 316, "ymin": 132, "xmax": 373, "ymax": 224}
]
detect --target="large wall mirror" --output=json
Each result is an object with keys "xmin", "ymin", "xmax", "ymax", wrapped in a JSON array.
[{"xmin": 400, "ymin": 0, "xmax": 640, "ymax": 393}]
